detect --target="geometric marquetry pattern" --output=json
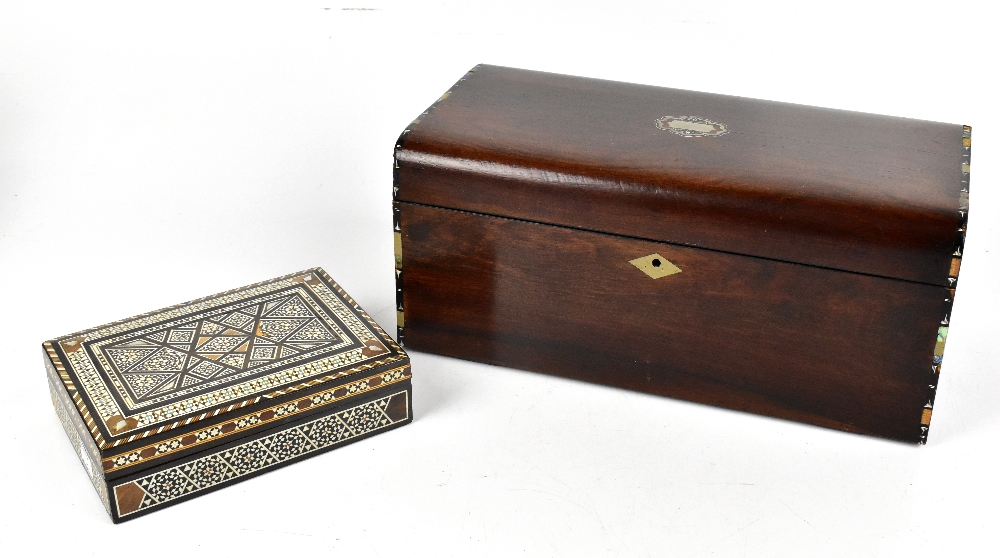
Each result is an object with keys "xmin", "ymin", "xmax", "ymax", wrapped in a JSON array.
[
  {"xmin": 49, "ymin": 377, "xmax": 111, "ymax": 514},
  {"xmin": 114, "ymin": 391, "xmax": 408, "ymax": 518},
  {"xmin": 101, "ymin": 293, "xmax": 347, "ymax": 403},
  {"xmin": 102, "ymin": 366, "xmax": 411, "ymax": 474},
  {"xmin": 47, "ymin": 268, "xmax": 406, "ymax": 451}
]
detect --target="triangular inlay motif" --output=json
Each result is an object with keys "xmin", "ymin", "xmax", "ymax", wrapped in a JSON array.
[
  {"xmin": 257, "ymin": 318, "xmax": 307, "ymax": 342},
  {"xmin": 135, "ymin": 347, "xmax": 187, "ymax": 372},
  {"xmin": 197, "ymin": 336, "xmax": 247, "ymax": 353},
  {"xmin": 286, "ymin": 319, "xmax": 336, "ymax": 342},
  {"xmin": 147, "ymin": 331, "xmax": 167, "ymax": 343},
  {"xmin": 263, "ymin": 298, "xmax": 286, "ymax": 314},
  {"xmin": 200, "ymin": 322, "xmax": 225, "ymax": 335},
  {"xmin": 267, "ymin": 296, "xmax": 313, "ymax": 318},
  {"xmin": 219, "ymin": 353, "xmax": 246, "ymax": 368},
  {"xmin": 167, "ymin": 328, "xmax": 196, "ymax": 345},
  {"xmin": 123, "ymin": 372, "xmax": 175, "ymax": 398},
  {"xmin": 221, "ymin": 312, "xmax": 254, "ymax": 328},
  {"xmin": 150, "ymin": 376, "xmax": 180, "ymax": 395},
  {"xmin": 181, "ymin": 375, "xmax": 202, "ymax": 387},
  {"xmin": 188, "ymin": 361, "xmax": 223, "ymax": 379},
  {"xmin": 106, "ymin": 348, "xmax": 157, "ymax": 371}
]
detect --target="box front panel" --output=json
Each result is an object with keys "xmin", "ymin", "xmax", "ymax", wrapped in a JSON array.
[
  {"xmin": 399, "ymin": 202, "xmax": 949, "ymax": 443},
  {"xmin": 100, "ymin": 364, "xmax": 411, "ymax": 481},
  {"xmin": 109, "ymin": 383, "xmax": 411, "ymax": 522}
]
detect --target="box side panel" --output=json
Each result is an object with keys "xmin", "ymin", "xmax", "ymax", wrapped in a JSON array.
[
  {"xmin": 400, "ymin": 202, "xmax": 949, "ymax": 443},
  {"xmin": 109, "ymin": 382, "xmax": 411, "ymax": 522},
  {"xmin": 45, "ymin": 346, "xmax": 111, "ymax": 514}
]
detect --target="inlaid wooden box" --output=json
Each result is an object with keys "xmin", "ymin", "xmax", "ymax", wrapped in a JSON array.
[
  {"xmin": 44, "ymin": 268, "xmax": 411, "ymax": 522},
  {"xmin": 392, "ymin": 65, "xmax": 969, "ymax": 443}
]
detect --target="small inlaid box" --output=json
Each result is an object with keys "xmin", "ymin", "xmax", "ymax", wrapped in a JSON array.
[{"xmin": 44, "ymin": 268, "xmax": 411, "ymax": 523}]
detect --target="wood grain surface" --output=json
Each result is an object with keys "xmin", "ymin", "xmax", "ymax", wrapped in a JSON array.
[
  {"xmin": 399, "ymin": 202, "xmax": 947, "ymax": 442},
  {"xmin": 395, "ymin": 65, "xmax": 966, "ymax": 286}
]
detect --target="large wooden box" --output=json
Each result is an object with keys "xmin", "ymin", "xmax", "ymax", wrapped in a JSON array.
[
  {"xmin": 392, "ymin": 65, "xmax": 969, "ymax": 444},
  {"xmin": 44, "ymin": 268, "xmax": 411, "ymax": 522}
]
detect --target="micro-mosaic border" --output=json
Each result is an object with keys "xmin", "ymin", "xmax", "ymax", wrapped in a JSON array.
[
  {"xmin": 47, "ymin": 360, "xmax": 110, "ymax": 513},
  {"xmin": 46, "ymin": 269, "xmax": 405, "ymax": 449},
  {"xmin": 113, "ymin": 390, "xmax": 410, "ymax": 518}
]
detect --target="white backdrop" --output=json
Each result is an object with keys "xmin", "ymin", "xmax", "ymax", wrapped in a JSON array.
[{"xmin": 1, "ymin": 2, "xmax": 997, "ymax": 556}]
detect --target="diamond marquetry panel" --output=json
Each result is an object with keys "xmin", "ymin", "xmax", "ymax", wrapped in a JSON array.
[{"xmin": 98, "ymin": 292, "xmax": 348, "ymax": 405}]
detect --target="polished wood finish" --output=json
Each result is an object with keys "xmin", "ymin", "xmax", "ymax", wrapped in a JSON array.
[
  {"xmin": 396, "ymin": 65, "xmax": 966, "ymax": 286},
  {"xmin": 400, "ymin": 203, "xmax": 945, "ymax": 442},
  {"xmin": 394, "ymin": 66, "xmax": 967, "ymax": 443}
]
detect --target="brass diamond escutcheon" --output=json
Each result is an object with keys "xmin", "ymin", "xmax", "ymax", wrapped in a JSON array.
[{"xmin": 629, "ymin": 253, "xmax": 681, "ymax": 279}]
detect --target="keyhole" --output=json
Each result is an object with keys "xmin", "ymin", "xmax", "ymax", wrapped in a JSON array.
[{"xmin": 651, "ymin": 259, "xmax": 661, "ymax": 267}]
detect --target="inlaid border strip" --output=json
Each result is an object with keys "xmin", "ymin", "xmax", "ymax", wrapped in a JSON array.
[
  {"xmin": 45, "ymin": 339, "xmax": 406, "ymax": 450},
  {"xmin": 47, "ymin": 362, "xmax": 110, "ymax": 513},
  {"xmin": 102, "ymin": 365, "xmax": 410, "ymax": 474},
  {"xmin": 113, "ymin": 390, "xmax": 410, "ymax": 518},
  {"xmin": 393, "ymin": 200, "xmax": 404, "ymax": 345},
  {"xmin": 312, "ymin": 267, "xmax": 403, "ymax": 355},
  {"xmin": 45, "ymin": 341, "xmax": 109, "ymax": 450},
  {"xmin": 919, "ymin": 124, "xmax": 971, "ymax": 444},
  {"xmin": 392, "ymin": 65, "xmax": 480, "ymax": 346}
]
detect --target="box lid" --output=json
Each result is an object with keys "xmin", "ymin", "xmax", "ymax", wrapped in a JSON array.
[
  {"xmin": 394, "ymin": 65, "xmax": 969, "ymax": 286},
  {"xmin": 44, "ymin": 268, "xmax": 408, "ymax": 472}
]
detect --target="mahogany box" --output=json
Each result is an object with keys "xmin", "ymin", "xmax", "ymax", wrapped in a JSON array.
[
  {"xmin": 44, "ymin": 268, "xmax": 411, "ymax": 522},
  {"xmin": 392, "ymin": 65, "xmax": 969, "ymax": 443}
]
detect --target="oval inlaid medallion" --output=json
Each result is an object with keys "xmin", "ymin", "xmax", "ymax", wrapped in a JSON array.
[{"xmin": 655, "ymin": 115, "xmax": 729, "ymax": 137}]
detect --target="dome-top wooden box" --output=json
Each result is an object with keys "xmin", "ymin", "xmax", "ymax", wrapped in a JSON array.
[
  {"xmin": 392, "ymin": 65, "xmax": 969, "ymax": 444},
  {"xmin": 44, "ymin": 268, "xmax": 411, "ymax": 522}
]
